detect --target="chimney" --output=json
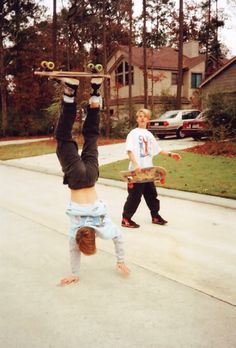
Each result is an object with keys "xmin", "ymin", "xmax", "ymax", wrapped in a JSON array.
[{"xmin": 183, "ymin": 40, "xmax": 199, "ymax": 58}]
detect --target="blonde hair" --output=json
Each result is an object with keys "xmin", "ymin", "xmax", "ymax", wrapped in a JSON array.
[{"xmin": 136, "ymin": 108, "xmax": 151, "ymax": 119}]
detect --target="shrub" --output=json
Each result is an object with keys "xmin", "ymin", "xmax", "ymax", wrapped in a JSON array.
[{"xmin": 206, "ymin": 92, "xmax": 236, "ymax": 140}]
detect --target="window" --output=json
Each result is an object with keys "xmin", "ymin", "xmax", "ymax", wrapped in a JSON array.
[
  {"xmin": 191, "ymin": 73, "xmax": 202, "ymax": 88},
  {"xmin": 115, "ymin": 61, "xmax": 134, "ymax": 86},
  {"xmin": 171, "ymin": 72, "xmax": 183, "ymax": 85},
  {"xmin": 171, "ymin": 72, "xmax": 178, "ymax": 85}
]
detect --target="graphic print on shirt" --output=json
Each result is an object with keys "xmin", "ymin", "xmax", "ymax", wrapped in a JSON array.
[
  {"xmin": 138, "ymin": 135, "xmax": 152, "ymax": 158},
  {"xmin": 75, "ymin": 215, "xmax": 105, "ymax": 227}
]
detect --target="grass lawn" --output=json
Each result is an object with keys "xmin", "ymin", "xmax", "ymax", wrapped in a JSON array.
[
  {"xmin": 0, "ymin": 139, "xmax": 56, "ymax": 160},
  {"xmin": 0, "ymin": 139, "xmax": 235, "ymax": 199},
  {"xmin": 0, "ymin": 137, "xmax": 124, "ymax": 160},
  {"xmin": 99, "ymin": 151, "xmax": 236, "ymax": 199}
]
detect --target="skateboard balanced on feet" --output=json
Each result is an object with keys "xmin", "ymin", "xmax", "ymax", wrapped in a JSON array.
[
  {"xmin": 34, "ymin": 61, "xmax": 110, "ymax": 79},
  {"xmin": 120, "ymin": 166, "xmax": 167, "ymax": 186}
]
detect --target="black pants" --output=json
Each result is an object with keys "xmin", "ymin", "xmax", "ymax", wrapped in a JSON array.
[
  {"xmin": 122, "ymin": 182, "xmax": 160, "ymax": 219},
  {"xmin": 55, "ymin": 102, "xmax": 100, "ymax": 189}
]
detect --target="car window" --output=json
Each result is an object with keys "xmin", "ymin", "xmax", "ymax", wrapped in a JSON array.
[
  {"xmin": 182, "ymin": 112, "xmax": 191, "ymax": 120},
  {"xmin": 182, "ymin": 111, "xmax": 199, "ymax": 120},
  {"xmin": 196, "ymin": 111, "xmax": 206, "ymax": 120},
  {"xmin": 192, "ymin": 111, "xmax": 200, "ymax": 118},
  {"xmin": 159, "ymin": 111, "xmax": 179, "ymax": 120}
]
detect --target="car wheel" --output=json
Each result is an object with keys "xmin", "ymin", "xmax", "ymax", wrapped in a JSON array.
[
  {"xmin": 157, "ymin": 135, "xmax": 166, "ymax": 139},
  {"xmin": 176, "ymin": 127, "xmax": 185, "ymax": 139}
]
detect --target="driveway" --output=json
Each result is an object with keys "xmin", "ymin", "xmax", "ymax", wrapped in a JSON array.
[
  {"xmin": 1, "ymin": 138, "xmax": 236, "ymax": 347},
  {"xmin": 0, "ymin": 164, "xmax": 236, "ymax": 348}
]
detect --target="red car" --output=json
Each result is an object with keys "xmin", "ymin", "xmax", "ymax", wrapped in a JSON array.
[{"xmin": 182, "ymin": 111, "xmax": 211, "ymax": 140}]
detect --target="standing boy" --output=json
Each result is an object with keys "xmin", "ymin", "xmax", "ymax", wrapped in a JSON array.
[
  {"xmin": 55, "ymin": 76, "xmax": 130, "ymax": 285},
  {"xmin": 121, "ymin": 108, "xmax": 181, "ymax": 228}
]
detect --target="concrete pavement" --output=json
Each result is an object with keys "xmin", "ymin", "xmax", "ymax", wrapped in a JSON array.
[
  {"xmin": 1, "ymin": 140, "xmax": 236, "ymax": 347},
  {"xmin": 1, "ymin": 204, "xmax": 236, "ymax": 348}
]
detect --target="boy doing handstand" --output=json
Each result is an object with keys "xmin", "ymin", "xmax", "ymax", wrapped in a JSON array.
[{"xmin": 55, "ymin": 76, "xmax": 130, "ymax": 285}]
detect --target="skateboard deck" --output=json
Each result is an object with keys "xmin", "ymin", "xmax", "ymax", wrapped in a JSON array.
[
  {"xmin": 34, "ymin": 61, "xmax": 110, "ymax": 79},
  {"xmin": 34, "ymin": 71, "xmax": 111, "ymax": 78},
  {"xmin": 120, "ymin": 166, "xmax": 166, "ymax": 185}
]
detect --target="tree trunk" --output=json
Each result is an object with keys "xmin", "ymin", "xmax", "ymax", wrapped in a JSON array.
[
  {"xmin": 176, "ymin": 0, "xmax": 183, "ymax": 109},
  {"xmin": 205, "ymin": 0, "xmax": 211, "ymax": 77},
  {"xmin": 128, "ymin": 0, "xmax": 133, "ymax": 127},
  {"xmin": 0, "ymin": 31, "xmax": 8, "ymax": 136},
  {"xmin": 151, "ymin": 48, "xmax": 154, "ymax": 115},
  {"xmin": 103, "ymin": 0, "xmax": 110, "ymax": 137},
  {"xmin": 143, "ymin": 0, "xmax": 148, "ymax": 108},
  {"xmin": 52, "ymin": 0, "xmax": 57, "ymax": 65}
]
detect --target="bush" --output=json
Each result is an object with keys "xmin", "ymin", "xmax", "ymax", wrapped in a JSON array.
[
  {"xmin": 158, "ymin": 91, "xmax": 177, "ymax": 114},
  {"xmin": 206, "ymin": 92, "xmax": 236, "ymax": 140},
  {"xmin": 110, "ymin": 116, "xmax": 130, "ymax": 138}
]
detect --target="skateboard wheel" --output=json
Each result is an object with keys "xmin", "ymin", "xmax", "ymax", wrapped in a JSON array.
[
  {"xmin": 47, "ymin": 61, "xmax": 55, "ymax": 70},
  {"xmin": 87, "ymin": 63, "xmax": 94, "ymax": 70},
  {"xmin": 41, "ymin": 60, "xmax": 48, "ymax": 69},
  {"xmin": 95, "ymin": 64, "xmax": 103, "ymax": 72}
]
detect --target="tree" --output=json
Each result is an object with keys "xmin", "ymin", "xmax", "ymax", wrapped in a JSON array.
[
  {"xmin": 143, "ymin": 0, "xmax": 148, "ymax": 108},
  {"xmin": 198, "ymin": 0, "xmax": 225, "ymax": 76},
  {"xmin": 0, "ymin": 0, "xmax": 46, "ymax": 135},
  {"xmin": 0, "ymin": 1, "xmax": 8, "ymax": 135},
  {"xmin": 102, "ymin": 0, "xmax": 111, "ymax": 137},
  {"xmin": 136, "ymin": 0, "xmax": 175, "ymax": 48},
  {"xmin": 52, "ymin": 0, "xmax": 57, "ymax": 65},
  {"xmin": 176, "ymin": 0, "xmax": 184, "ymax": 109},
  {"xmin": 128, "ymin": 0, "xmax": 133, "ymax": 126}
]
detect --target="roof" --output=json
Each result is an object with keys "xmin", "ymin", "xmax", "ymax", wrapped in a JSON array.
[
  {"xmin": 199, "ymin": 56, "xmax": 236, "ymax": 88},
  {"xmin": 114, "ymin": 45, "xmax": 206, "ymax": 71}
]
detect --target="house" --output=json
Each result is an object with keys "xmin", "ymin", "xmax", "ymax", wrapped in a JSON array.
[
  {"xmin": 199, "ymin": 56, "xmax": 236, "ymax": 108},
  {"xmin": 106, "ymin": 40, "xmax": 226, "ymax": 117}
]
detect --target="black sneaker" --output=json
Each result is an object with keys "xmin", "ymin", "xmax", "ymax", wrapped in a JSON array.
[
  {"xmin": 91, "ymin": 77, "xmax": 103, "ymax": 97},
  {"xmin": 121, "ymin": 218, "xmax": 140, "ymax": 228},
  {"xmin": 53, "ymin": 77, "xmax": 80, "ymax": 103},
  {"xmin": 152, "ymin": 214, "xmax": 168, "ymax": 225}
]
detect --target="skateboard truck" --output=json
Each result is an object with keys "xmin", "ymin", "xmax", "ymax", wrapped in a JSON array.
[
  {"xmin": 40, "ymin": 60, "xmax": 55, "ymax": 71},
  {"xmin": 87, "ymin": 63, "xmax": 103, "ymax": 73}
]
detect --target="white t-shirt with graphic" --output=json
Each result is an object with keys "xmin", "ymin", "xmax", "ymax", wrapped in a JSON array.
[{"xmin": 126, "ymin": 127, "xmax": 162, "ymax": 170}]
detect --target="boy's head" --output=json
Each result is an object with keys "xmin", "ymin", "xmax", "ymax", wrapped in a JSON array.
[
  {"xmin": 136, "ymin": 108, "xmax": 151, "ymax": 128},
  {"xmin": 75, "ymin": 226, "xmax": 96, "ymax": 255}
]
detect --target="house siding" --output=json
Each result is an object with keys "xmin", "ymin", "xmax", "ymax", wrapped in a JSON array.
[
  {"xmin": 203, "ymin": 62, "xmax": 236, "ymax": 92},
  {"xmin": 107, "ymin": 46, "xmax": 207, "ymax": 116},
  {"xmin": 201, "ymin": 61, "xmax": 236, "ymax": 108}
]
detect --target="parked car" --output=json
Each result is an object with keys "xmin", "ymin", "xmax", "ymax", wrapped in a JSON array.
[
  {"xmin": 147, "ymin": 109, "xmax": 200, "ymax": 139},
  {"xmin": 182, "ymin": 110, "xmax": 212, "ymax": 140}
]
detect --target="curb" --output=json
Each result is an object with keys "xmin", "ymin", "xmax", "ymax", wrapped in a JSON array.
[
  {"xmin": 1, "ymin": 160, "xmax": 235, "ymax": 210},
  {"xmin": 98, "ymin": 177, "xmax": 236, "ymax": 209}
]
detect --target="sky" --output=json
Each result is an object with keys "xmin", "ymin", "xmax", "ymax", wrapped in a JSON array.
[{"xmin": 41, "ymin": 0, "xmax": 236, "ymax": 57}]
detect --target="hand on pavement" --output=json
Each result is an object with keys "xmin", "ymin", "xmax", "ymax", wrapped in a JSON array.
[
  {"xmin": 60, "ymin": 275, "xmax": 80, "ymax": 285},
  {"xmin": 116, "ymin": 262, "xmax": 131, "ymax": 276}
]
